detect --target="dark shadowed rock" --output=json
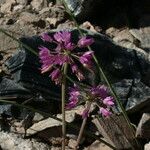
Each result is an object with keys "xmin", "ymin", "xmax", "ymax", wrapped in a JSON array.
[
  {"xmin": 62, "ymin": 0, "xmax": 102, "ymax": 20},
  {"xmin": 113, "ymin": 79, "xmax": 133, "ymax": 107},
  {"xmin": 126, "ymin": 79, "xmax": 150, "ymax": 113},
  {"xmin": 3, "ymin": 28, "xmax": 150, "ymax": 118},
  {"xmin": 5, "ymin": 36, "xmax": 61, "ymax": 101},
  {"xmin": 4, "ymin": 28, "xmax": 150, "ymax": 90},
  {"xmin": 0, "ymin": 78, "xmax": 31, "ymax": 99}
]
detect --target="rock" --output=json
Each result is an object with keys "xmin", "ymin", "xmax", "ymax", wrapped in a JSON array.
[
  {"xmin": 105, "ymin": 27, "xmax": 120, "ymax": 38},
  {"xmin": 32, "ymin": 19, "xmax": 46, "ymax": 28},
  {"xmin": 136, "ymin": 113, "xmax": 150, "ymax": 138},
  {"xmin": 46, "ymin": 18, "xmax": 58, "ymax": 27},
  {"xmin": 126, "ymin": 80, "xmax": 150, "ymax": 113},
  {"xmin": 113, "ymin": 79, "xmax": 150, "ymax": 114},
  {"xmin": 142, "ymin": 68, "xmax": 150, "ymax": 86},
  {"xmin": 16, "ymin": 0, "xmax": 29, "ymax": 6},
  {"xmin": 31, "ymin": 0, "xmax": 48, "ymax": 11},
  {"xmin": 112, "ymin": 28, "xmax": 149, "ymax": 72},
  {"xmin": 114, "ymin": 28, "xmax": 149, "ymax": 59},
  {"xmin": 0, "ymin": 78, "xmax": 31, "ymax": 100},
  {"xmin": 130, "ymin": 27, "xmax": 150, "ymax": 51},
  {"xmin": 62, "ymin": 0, "xmax": 101, "ymax": 20},
  {"xmin": 49, "ymin": 5, "xmax": 66, "ymax": 24},
  {"xmin": 19, "ymin": 12, "xmax": 38, "ymax": 24},
  {"xmin": 5, "ymin": 46, "xmax": 61, "ymax": 102},
  {"xmin": 68, "ymin": 139, "xmax": 77, "ymax": 149},
  {"xmin": 33, "ymin": 112, "xmax": 44, "ymax": 122},
  {"xmin": 26, "ymin": 111, "xmax": 76, "ymax": 136},
  {"xmin": 39, "ymin": 7, "xmax": 50, "ymax": 14},
  {"xmin": 57, "ymin": 20, "xmax": 75, "ymax": 30},
  {"xmin": 0, "ymin": 131, "xmax": 50, "ymax": 150},
  {"xmin": 113, "ymin": 29, "xmax": 135, "ymax": 43},
  {"xmin": 6, "ymin": 18, "xmax": 15, "ymax": 25},
  {"xmin": 13, "ymin": 4, "xmax": 24, "ymax": 12},
  {"xmin": 113, "ymin": 79, "xmax": 133, "ymax": 106},
  {"xmin": 84, "ymin": 140, "xmax": 113, "ymax": 150},
  {"xmin": 0, "ymin": 104, "xmax": 12, "ymax": 114},
  {"xmin": 0, "ymin": 25, "xmax": 37, "ymax": 72},
  {"xmin": 145, "ymin": 142, "xmax": 150, "ymax": 150},
  {"xmin": 63, "ymin": 0, "xmax": 84, "ymax": 16},
  {"xmin": 2, "ymin": 28, "xmax": 150, "ymax": 119},
  {"xmin": 50, "ymin": 146, "xmax": 71, "ymax": 150},
  {"xmin": 80, "ymin": 21, "xmax": 101, "ymax": 33},
  {"xmin": 0, "ymin": 0, "xmax": 16, "ymax": 14},
  {"xmin": 0, "ymin": 0, "xmax": 5, "ymax": 5},
  {"xmin": 4, "ymin": 28, "xmax": 150, "ymax": 100},
  {"xmin": 0, "ymin": 78, "xmax": 33, "ymax": 118},
  {"xmin": 93, "ymin": 114, "xmax": 137, "ymax": 149}
]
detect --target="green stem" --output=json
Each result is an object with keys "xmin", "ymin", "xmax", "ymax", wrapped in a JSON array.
[
  {"xmin": 61, "ymin": 63, "xmax": 68, "ymax": 150},
  {"xmin": 75, "ymin": 102, "xmax": 91, "ymax": 150}
]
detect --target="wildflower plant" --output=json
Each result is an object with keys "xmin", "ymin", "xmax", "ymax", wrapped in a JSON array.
[
  {"xmin": 39, "ymin": 31, "xmax": 94, "ymax": 84},
  {"xmin": 66, "ymin": 84, "xmax": 115, "ymax": 118},
  {"xmin": 65, "ymin": 84, "xmax": 115, "ymax": 149},
  {"xmin": 39, "ymin": 30, "xmax": 94, "ymax": 150},
  {"xmin": 0, "ymin": 8, "xmax": 140, "ymax": 148}
]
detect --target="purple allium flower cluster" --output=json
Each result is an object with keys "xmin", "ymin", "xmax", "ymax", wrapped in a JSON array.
[
  {"xmin": 66, "ymin": 85, "xmax": 115, "ymax": 118},
  {"xmin": 39, "ymin": 31, "xmax": 94, "ymax": 84}
]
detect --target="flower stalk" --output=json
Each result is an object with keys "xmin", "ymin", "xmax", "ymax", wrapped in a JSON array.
[
  {"xmin": 75, "ymin": 102, "xmax": 92, "ymax": 150},
  {"xmin": 62, "ymin": 63, "xmax": 68, "ymax": 150}
]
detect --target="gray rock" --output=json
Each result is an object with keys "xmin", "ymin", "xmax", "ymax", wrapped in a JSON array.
[
  {"xmin": 16, "ymin": 0, "xmax": 29, "ymax": 6},
  {"xmin": 0, "ymin": 78, "xmax": 31, "ymax": 100},
  {"xmin": 0, "ymin": 131, "xmax": 50, "ymax": 150},
  {"xmin": 112, "ymin": 79, "xmax": 150, "ymax": 114},
  {"xmin": 31, "ymin": 0, "xmax": 48, "ymax": 11},
  {"xmin": 62, "ymin": 0, "xmax": 101, "ymax": 20},
  {"xmin": 49, "ymin": 5, "xmax": 66, "ymax": 23},
  {"xmin": 126, "ymin": 80, "xmax": 150, "ymax": 112},
  {"xmin": 136, "ymin": 113, "xmax": 150, "ymax": 138},
  {"xmin": 19, "ymin": 12, "xmax": 38, "ymax": 23},
  {"xmin": 130, "ymin": 27, "xmax": 150, "ymax": 52},
  {"xmin": 105, "ymin": 27, "xmax": 120, "ymax": 38},
  {"xmin": 112, "ymin": 28, "xmax": 150, "ymax": 76},
  {"xmin": 84, "ymin": 140, "xmax": 112, "ymax": 150},
  {"xmin": 3, "ymin": 28, "xmax": 150, "ymax": 117},
  {"xmin": 27, "ymin": 111, "xmax": 76, "ymax": 136},
  {"xmin": 113, "ymin": 79, "xmax": 133, "ymax": 106},
  {"xmin": 13, "ymin": 4, "xmax": 24, "ymax": 12},
  {"xmin": 0, "ymin": 0, "xmax": 16, "ymax": 13},
  {"xmin": 39, "ymin": 7, "xmax": 50, "ymax": 14},
  {"xmin": 4, "ymin": 28, "xmax": 150, "ymax": 92},
  {"xmin": 145, "ymin": 142, "xmax": 150, "ymax": 150},
  {"xmin": 0, "ymin": 0, "xmax": 5, "ymax": 5},
  {"xmin": 0, "ymin": 104, "xmax": 11, "ymax": 114},
  {"xmin": 63, "ymin": 0, "xmax": 84, "ymax": 16}
]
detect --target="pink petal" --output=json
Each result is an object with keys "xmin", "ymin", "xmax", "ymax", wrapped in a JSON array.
[{"xmin": 99, "ymin": 108, "xmax": 112, "ymax": 117}]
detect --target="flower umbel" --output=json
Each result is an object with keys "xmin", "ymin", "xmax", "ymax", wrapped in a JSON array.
[
  {"xmin": 39, "ymin": 31, "xmax": 94, "ymax": 84},
  {"xmin": 66, "ymin": 85, "xmax": 115, "ymax": 118}
]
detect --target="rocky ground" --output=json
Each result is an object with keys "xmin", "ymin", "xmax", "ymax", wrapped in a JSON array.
[{"xmin": 0, "ymin": 0, "xmax": 150, "ymax": 150}]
